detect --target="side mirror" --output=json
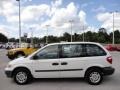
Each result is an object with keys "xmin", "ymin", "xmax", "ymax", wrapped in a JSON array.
[{"xmin": 32, "ymin": 55, "xmax": 39, "ymax": 60}]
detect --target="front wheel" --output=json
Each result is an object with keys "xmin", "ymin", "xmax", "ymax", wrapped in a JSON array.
[
  {"xmin": 13, "ymin": 69, "xmax": 32, "ymax": 85},
  {"xmin": 85, "ymin": 69, "xmax": 103, "ymax": 85}
]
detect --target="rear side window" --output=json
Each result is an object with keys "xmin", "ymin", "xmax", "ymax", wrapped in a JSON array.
[
  {"xmin": 61, "ymin": 44, "xmax": 84, "ymax": 58},
  {"xmin": 85, "ymin": 44, "xmax": 106, "ymax": 56}
]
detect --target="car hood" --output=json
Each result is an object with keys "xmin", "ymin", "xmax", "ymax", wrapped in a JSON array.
[
  {"xmin": 8, "ymin": 48, "xmax": 25, "ymax": 51},
  {"xmin": 9, "ymin": 57, "xmax": 26, "ymax": 65}
]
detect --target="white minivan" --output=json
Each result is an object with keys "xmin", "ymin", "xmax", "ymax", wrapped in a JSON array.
[{"xmin": 5, "ymin": 42, "xmax": 115, "ymax": 85}]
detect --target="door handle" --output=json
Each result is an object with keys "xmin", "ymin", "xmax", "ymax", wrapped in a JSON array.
[
  {"xmin": 52, "ymin": 63, "xmax": 59, "ymax": 66},
  {"xmin": 61, "ymin": 62, "xmax": 67, "ymax": 65}
]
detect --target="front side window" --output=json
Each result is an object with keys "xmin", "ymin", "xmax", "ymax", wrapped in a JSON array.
[
  {"xmin": 85, "ymin": 44, "xmax": 106, "ymax": 56},
  {"xmin": 35, "ymin": 45, "xmax": 59, "ymax": 59},
  {"xmin": 61, "ymin": 44, "xmax": 83, "ymax": 58}
]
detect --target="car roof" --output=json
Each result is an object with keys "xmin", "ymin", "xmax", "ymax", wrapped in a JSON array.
[{"xmin": 46, "ymin": 42, "xmax": 100, "ymax": 46}]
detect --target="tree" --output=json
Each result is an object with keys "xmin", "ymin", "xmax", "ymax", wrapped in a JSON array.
[
  {"xmin": 99, "ymin": 28, "xmax": 107, "ymax": 33},
  {"xmin": 9, "ymin": 38, "xmax": 16, "ymax": 42},
  {"xmin": 62, "ymin": 32, "xmax": 71, "ymax": 42},
  {"xmin": 74, "ymin": 33, "xmax": 80, "ymax": 41},
  {"xmin": 98, "ymin": 28, "xmax": 110, "ymax": 43},
  {"xmin": 0, "ymin": 33, "xmax": 8, "ymax": 43},
  {"xmin": 48, "ymin": 35, "xmax": 59, "ymax": 43},
  {"xmin": 33, "ymin": 37, "xmax": 40, "ymax": 44},
  {"xmin": 4, "ymin": 29, "xmax": 120, "ymax": 44},
  {"xmin": 85, "ymin": 31, "xmax": 93, "ymax": 42},
  {"xmin": 114, "ymin": 30, "xmax": 120, "ymax": 43}
]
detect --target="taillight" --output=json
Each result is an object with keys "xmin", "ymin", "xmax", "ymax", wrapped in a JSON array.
[{"xmin": 106, "ymin": 56, "xmax": 113, "ymax": 64}]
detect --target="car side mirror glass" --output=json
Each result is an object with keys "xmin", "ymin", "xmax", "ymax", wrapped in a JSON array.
[{"xmin": 32, "ymin": 55, "xmax": 39, "ymax": 60}]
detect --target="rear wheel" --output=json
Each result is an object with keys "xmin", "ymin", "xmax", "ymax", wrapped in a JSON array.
[{"xmin": 85, "ymin": 69, "xmax": 103, "ymax": 85}]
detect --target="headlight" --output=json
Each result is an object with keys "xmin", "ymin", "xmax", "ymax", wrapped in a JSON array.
[
  {"xmin": 6, "ymin": 64, "xmax": 13, "ymax": 68},
  {"xmin": 8, "ymin": 51, "xmax": 14, "ymax": 55}
]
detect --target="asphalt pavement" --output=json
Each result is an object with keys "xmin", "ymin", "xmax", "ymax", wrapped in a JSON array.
[{"xmin": 0, "ymin": 49, "xmax": 120, "ymax": 90}]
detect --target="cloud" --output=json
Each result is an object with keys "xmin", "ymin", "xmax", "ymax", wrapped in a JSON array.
[
  {"xmin": 0, "ymin": 0, "xmax": 49, "ymax": 23},
  {"xmin": 78, "ymin": 10, "xmax": 86, "ymax": 24},
  {"xmin": 0, "ymin": 25, "xmax": 10, "ymax": 37},
  {"xmin": 50, "ymin": 0, "xmax": 63, "ymax": 17},
  {"xmin": 97, "ymin": 12, "xmax": 111, "ymax": 22},
  {"xmin": 50, "ymin": 2, "xmax": 78, "ymax": 26},
  {"xmin": 21, "ymin": 4, "xmax": 50, "ymax": 22},
  {"xmin": 0, "ymin": 0, "xmax": 19, "ymax": 22},
  {"xmin": 97, "ymin": 12, "xmax": 120, "ymax": 32},
  {"xmin": 0, "ymin": 28, "xmax": 8, "ymax": 36},
  {"xmin": 39, "ymin": 2, "xmax": 88, "ymax": 36},
  {"xmin": 0, "ymin": 0, "xmax": 89, "ymax": 38},
  {"xmin": 51, "ymin": 0, "xmax": 62, "ymax": 7},
  {"xmin": 85, "ymin": 26, "xmax": 98, "ymax": 33},
  {"xmin": 0, "ymin": 24, "xmax": 20, "ymax": 38}
]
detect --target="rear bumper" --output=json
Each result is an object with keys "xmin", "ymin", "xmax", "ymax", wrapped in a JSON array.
[
  {"xmin": 5, "ymin": 70, "xmax": 13, "ymax": 78},
  {"xmin": 102, "ymin": 67, "xmax": 115, "ymax": 75}
]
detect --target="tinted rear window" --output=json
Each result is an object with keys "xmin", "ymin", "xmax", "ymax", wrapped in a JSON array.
[{"xmin": 85, "ymin": 44, "xmax": 106, "ymax": 56}]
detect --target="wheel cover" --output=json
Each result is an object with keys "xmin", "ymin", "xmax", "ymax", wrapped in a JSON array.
[
  {"xmin": 89, "ymin": 72, "xmax": 101, "ymax": 83},
  {"xmin": 16, "ymin": 72, "xmax": 27, "ymax": 84}
]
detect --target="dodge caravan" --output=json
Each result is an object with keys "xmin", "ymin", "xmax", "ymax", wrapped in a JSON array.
[{"xmin": 5, "ymin": 42, "xmax": 115, "ymax": 85}]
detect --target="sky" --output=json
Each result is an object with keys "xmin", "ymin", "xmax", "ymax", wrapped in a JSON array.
[{"xmin": 0, "ymin": 0, "xmax": 120, "ymax": 38}]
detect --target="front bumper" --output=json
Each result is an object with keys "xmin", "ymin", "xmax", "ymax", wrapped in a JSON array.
[
  {"xmin": 6, "ymin": 54, "xmax": 15, "ymax": 60},
  {"xmin": 5, "ymin": 70, "xmax": 13, "ymax": 78},
  {"xmin": 102, "ymin": 67, "xmax": 115, "ymax": 75}
]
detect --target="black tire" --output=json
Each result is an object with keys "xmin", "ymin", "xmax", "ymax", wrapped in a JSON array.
[
  {"xmin": 85, "ymin": 68, "xmax": 103, "ymax": 85},
  {"xmin": 8, "ymin": 56, "xmax": 15, "ymax": 60},
  {"xmin": 13, "ymin": 69, "xmax": 32, "ymax": 85}
]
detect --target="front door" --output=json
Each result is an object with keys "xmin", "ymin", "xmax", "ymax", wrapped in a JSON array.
[{"xmin": 31, "ymin": 45, "xmax": 60, "ymax": 78}]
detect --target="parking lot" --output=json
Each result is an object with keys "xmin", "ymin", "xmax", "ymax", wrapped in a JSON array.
[{"xmin": 0, "ymin": 49, "xmax": 120, "ymax": 90}]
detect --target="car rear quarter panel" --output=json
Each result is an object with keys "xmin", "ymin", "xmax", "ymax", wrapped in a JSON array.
[{"xmin": 82, "ymin": 55, "xmax": 112, "ymax": 74}]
